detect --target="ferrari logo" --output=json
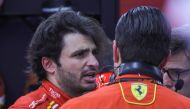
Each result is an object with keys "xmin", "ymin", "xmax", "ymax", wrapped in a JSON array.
[{"xmin": 131, "ymin": 83, "xmax": 147, "ymax": 101}]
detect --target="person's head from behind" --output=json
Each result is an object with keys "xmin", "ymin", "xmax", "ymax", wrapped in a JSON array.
[
  {"xmin": 114, "ymin": 6, "xmax": 171, "ymax": 68},
  {"xmin": 27, "ymin": 11, "xmax": 107, "ymax": 97},
  {"xmin": 163, "ymin": 24, "xmax": 190, "ymax": 97}
]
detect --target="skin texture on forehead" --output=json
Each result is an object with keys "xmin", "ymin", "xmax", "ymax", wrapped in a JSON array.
[
  {"xmin": 165, "ymin": 51, "xmax": 190, "ymax": 69},
  {"xmin": 62, "ymin": 33, "xmax": 96, "ymax": 57}
]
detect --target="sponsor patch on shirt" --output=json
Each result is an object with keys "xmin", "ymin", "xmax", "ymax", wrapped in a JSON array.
[
  {"xmin": 28, "ymin": 94, "xmax": 47, "ymax": 108},
  {"xmin": 49, "ymin": 88, "xmax": 60, "ymax": 99}
]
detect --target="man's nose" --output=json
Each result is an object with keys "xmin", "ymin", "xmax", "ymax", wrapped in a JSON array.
[
  {"xmin": 87, "ymin": 54, "xmax": 99, "ymax": 67},
  {"xmin": 163, "ymin": 73, "xmax": 175, "ymax": 89}
]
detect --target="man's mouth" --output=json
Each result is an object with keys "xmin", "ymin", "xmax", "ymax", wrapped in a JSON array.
[{"xmin": 82, "ymin": 71, "xmax": 96, "ymax": 83}]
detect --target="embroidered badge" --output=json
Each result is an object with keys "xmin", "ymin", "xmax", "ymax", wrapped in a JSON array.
[{"xmin": 131, "ymin": 83, "xmax": 147, "ymax": 101}]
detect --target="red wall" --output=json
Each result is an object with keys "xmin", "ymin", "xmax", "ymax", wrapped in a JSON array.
[{"xmin": 119, "ymin": 0, "xmax": 165, "ymax": 16}]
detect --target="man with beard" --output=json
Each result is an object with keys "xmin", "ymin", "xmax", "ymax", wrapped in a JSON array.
[{"xmin": 9, "ymin": 11, "xmax": 109, "ymax": 109}]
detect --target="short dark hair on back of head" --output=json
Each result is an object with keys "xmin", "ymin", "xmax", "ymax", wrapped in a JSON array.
[
  {"xmin": 27, "ymin": 11, "xmax": 107, "ymax": 80},
  {"xmin": 115, "ymin": 6, "xmax": 171, "ymax": 66}
]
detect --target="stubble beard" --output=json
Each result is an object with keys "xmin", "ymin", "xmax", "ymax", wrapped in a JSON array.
[{"xmin": 56, "ymin": 67, "xmax": 96, "ymax": 97}]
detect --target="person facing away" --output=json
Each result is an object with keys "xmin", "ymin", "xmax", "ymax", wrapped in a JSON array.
[
  {"xmin": 9, "ymin": 11, "xmax": 109, "ymax": 109},
  {"xmin": 163, "ymin": 24, "xmax": 190, "ymax": 98},
  {"xmin": 60, "ymin": 6, "xmax": 190, "ymax": 109}
]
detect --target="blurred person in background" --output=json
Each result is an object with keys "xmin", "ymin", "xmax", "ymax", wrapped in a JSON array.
[
  {"xmin": 163, "ymin": 24, "xmax": 190, "ymax": 98},
  {"xmin": 9, "ymin": 11, "xmax": 110, "ymax": 109}
]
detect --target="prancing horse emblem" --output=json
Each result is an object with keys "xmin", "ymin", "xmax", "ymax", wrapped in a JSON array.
[{"xmin": 131, "ymin": 83, "xmax": 147, "ymax": 101}]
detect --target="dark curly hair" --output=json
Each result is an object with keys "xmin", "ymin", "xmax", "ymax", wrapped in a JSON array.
[{"xmin": 27, "ymin": 11, "xmax": 109, "ymax": 80}]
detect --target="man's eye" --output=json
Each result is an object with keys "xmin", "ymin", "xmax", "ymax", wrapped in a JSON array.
[
  {"xmin": 92, "ymin": 49, "xmax": 98, "ymax": 55},
  {"xmin": 169, "ymin": 69, "xmax": 182, "ymax": 73},
  {"xmin": 168, "ymin": 70, "xmax": 178, "ymax": 74},
  {"xmin": 75, "ymin": 51, "xmax": 87, "ymax": 58}
]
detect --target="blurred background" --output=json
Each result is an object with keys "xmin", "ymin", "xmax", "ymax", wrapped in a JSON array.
[{"xmin": 0, "ymin": 0, "xmax": 190, "ymax": 108}]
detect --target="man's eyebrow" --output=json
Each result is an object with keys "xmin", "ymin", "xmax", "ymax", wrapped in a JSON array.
[{"xmin": 70, "ymin": 48, "xmax": 90, "ymax": 57}]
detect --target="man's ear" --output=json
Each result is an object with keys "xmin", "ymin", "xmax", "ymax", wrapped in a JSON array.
[
  {"xmin": 112, "ymin": 40, "xmax": 119, "ymax": 63},
  {"xmin": 41, "ymin": 57, "xmax": 56, "ymax": 74},
  {"xmin": 159, "ymin": 50, "xmax": 170, "ymax": 68}
]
